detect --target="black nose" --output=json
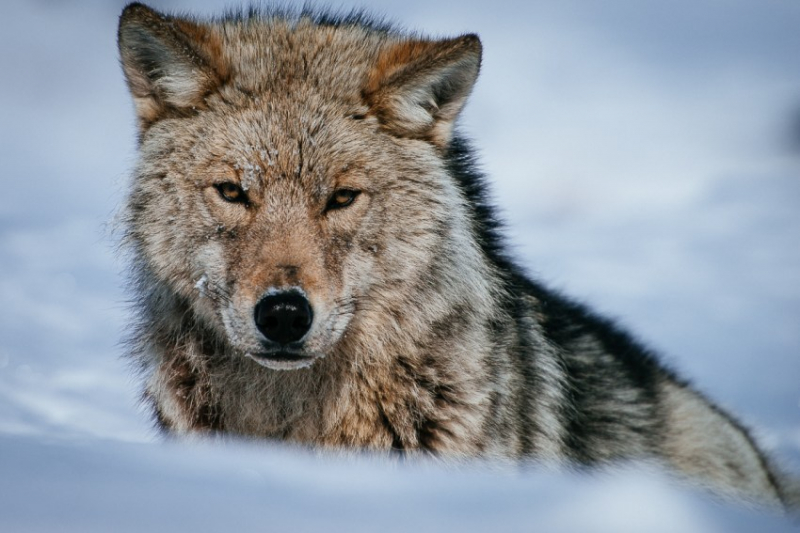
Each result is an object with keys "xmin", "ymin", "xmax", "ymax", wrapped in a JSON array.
[{"xmin": 253, "ymin": 290, "xmax": 313, "ymax": 345}]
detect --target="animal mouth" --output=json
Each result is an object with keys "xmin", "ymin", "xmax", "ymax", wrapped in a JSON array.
[{"xmin": 247, "ymin": 349, "xmax": 318, "ymax": 370}]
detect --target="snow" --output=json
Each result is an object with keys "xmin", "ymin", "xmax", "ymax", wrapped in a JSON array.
[
  {"xmin": 195, "ymin": 274, "xmax": 209, "ymax": 296},
  {"xmin": 0, "ymin": 0, "xmax": 798, "ymax": 530},
  {"xmin": 1, "ymin": 434, "xmax": 795, "ymax": 533}
]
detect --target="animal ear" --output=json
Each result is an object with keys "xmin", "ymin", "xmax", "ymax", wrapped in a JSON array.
[
  {"xmin": 117, "ymin": 3, "xmax": 227, "ymax": 130},
  {"xmin": 364, "ymin": 35, "xmax": 482, "ymax": 148}
]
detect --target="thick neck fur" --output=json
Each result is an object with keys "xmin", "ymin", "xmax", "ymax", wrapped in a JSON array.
[{"xmin": 134, "ymin": 217, "xmax": 512, "ymax": 456}]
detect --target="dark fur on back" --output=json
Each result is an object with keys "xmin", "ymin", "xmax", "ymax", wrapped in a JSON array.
[
  {"xmin": 446, "ymin": 133, "xmax": 791, "ymax": 501},
  {"xmin": 444, "ymin": 135, "xmax": 665, "ymax": 461}
]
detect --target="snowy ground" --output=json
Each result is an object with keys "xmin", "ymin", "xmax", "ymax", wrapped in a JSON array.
[{"xmin": 0, "ymin": 0, "xmax": 798, "ymax": 530}]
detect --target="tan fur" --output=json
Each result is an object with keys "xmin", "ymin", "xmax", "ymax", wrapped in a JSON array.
[
  {"xmin": 118, "ymin": 3, "xmax": 797, "ymax": 511},
  {"xmin": 120, "ymin": 3, "xmax": 496, "ymax": 453}
]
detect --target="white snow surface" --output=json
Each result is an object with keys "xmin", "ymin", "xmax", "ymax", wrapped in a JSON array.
[{"xmin": 0, "ymin": 0, "xmax": 799, "ymax": 530}]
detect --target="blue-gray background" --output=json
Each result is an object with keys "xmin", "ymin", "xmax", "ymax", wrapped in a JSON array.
[{"xmin": 0, "ymin": 0, "xmax": 798, "ymax": 531}]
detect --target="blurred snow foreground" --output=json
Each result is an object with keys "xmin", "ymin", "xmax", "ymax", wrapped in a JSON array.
[{"xmin": 0, "ymin": 434, "xmax": 795, "ymax": 533}]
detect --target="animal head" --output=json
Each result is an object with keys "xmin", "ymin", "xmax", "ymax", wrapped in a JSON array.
[{"xmin": 119, "ymin": 3, "xmax": 487, "ymax": 370}]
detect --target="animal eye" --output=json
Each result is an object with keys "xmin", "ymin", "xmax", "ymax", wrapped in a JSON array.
[
  {"xmin": 215, "ymin": 182, "xmax": 248, "ymax": 204},
  {"xmin": 325, "ymin": 189, "xmax": 360, "ymax": 211}
]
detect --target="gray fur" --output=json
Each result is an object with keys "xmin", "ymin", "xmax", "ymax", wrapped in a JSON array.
[{"xmin": 117, "ymin": 2, "xmax": 797, "ymax": 511}]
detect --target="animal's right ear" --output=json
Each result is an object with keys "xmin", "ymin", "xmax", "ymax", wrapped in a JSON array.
[{"xmin": 118, "ymin": 3, "xmax": 227, "ymax": 131}]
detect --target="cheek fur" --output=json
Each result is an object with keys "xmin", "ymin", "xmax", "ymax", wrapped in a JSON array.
[{"xmin": 188, "ymin": 241, "xmax": 233, "ymax": 325}]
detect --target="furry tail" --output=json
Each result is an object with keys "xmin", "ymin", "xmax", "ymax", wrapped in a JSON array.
[{"xmin": 774, "ymin": 468, "xmax": 800, "ymax": 515}]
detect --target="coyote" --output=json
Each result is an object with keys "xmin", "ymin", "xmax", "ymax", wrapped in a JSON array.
[{"xmin": 118, "ymin": 2, "xmax": 796, "ymax": 509}]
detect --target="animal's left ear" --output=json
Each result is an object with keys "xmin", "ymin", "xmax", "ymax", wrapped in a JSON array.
[{"xmin": 363, "ymin": 35, "xmax": 482, "ymax": 148}]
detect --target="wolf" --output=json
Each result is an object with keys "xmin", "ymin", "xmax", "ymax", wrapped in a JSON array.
[{"xmin": 117, "ymin": 2, "xmax": 797, "ymax": 509}]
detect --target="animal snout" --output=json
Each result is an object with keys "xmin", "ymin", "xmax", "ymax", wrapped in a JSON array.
[{"xmin": 254, "ymin": 290, "xmax": 313, "ymax": 345}]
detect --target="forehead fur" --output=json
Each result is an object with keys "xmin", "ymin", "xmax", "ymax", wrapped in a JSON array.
[
  {"xmin": 207, "ymin": 10, "xmax": 396, "ymax": 99},
  {"xmin": 134, "ymin": 5, "xmax": 411, "ymax": 105}
]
